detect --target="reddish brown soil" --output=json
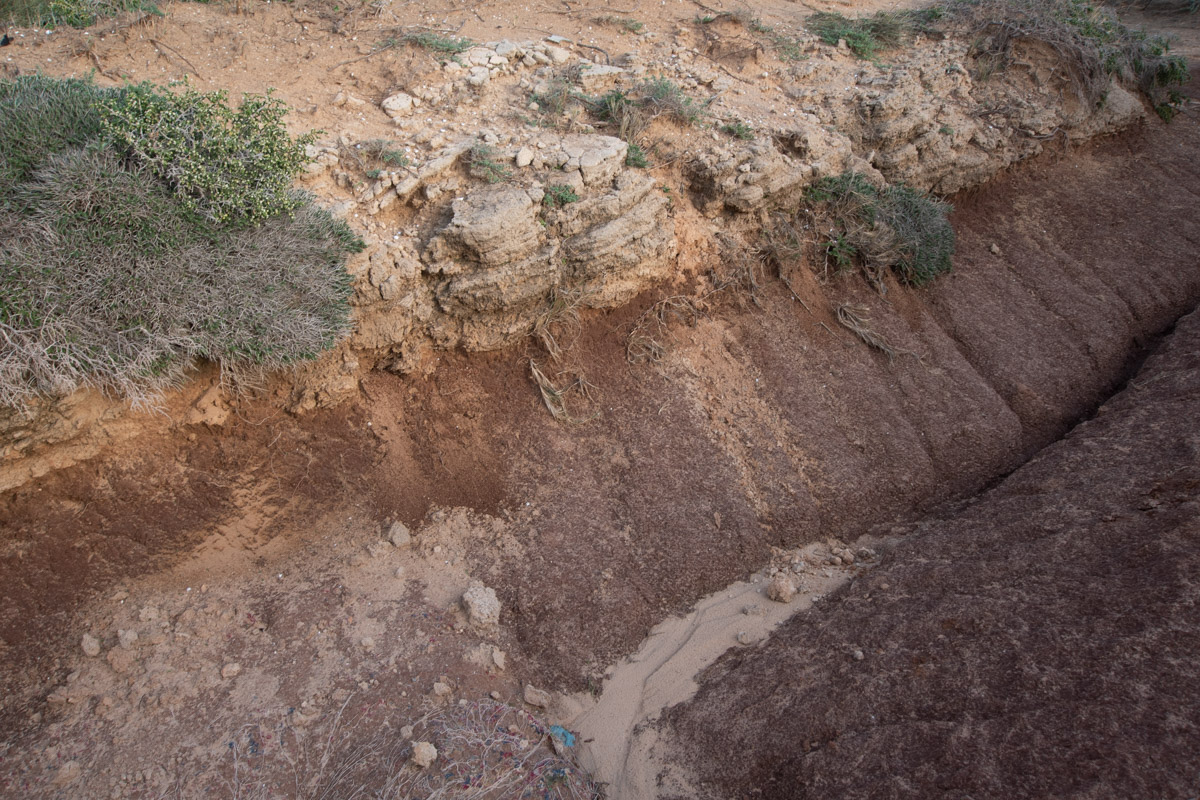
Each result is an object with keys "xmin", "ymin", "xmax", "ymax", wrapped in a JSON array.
[
  {"xmin": 1, "ymin": 4, "xmax": 1199, "ymax": 795},
  {"xmin": 4, "ymin": 58, "xmax": 1200, "ymax": 727},
  {"xmin": 657, "ymin": 283, "xmax": 1200, "ymax": 800}
]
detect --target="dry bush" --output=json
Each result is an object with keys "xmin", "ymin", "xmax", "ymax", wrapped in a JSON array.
[
  {"xmin": 791, "ymin": 172, "xmax": 955, "ymax": 292},
  {"xmin": 0, "ymin": 75, "xmax": 360, "ymax": 408},
  {"xmin": 946, "ymin": 0, "xmax": 1189, "ymax": 118}
]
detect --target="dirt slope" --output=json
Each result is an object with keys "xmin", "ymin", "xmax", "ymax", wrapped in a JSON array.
[
  {"xmin": 655, "ymin": 274, "xmax": 1200, "ymax": 800},
  {"xmin": 1, "ymin": 3, "xmax": 1199, "ymax": 796}
]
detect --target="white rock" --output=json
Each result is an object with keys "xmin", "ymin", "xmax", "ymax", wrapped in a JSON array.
[
  {"xmin": 515, "ymin": 147, "xmax": 534, "ymax": 168},
  {"xmin": 467, "ymin": 67, "xmax": 491, "ymax": 87},
  {"xmin": 388, "ymin": 521, "xmax": 412, "ymax": 547},
  {"xmin": 767, "ymin": 574, "xmax": 798, "ymax": 604},
  {"xmin": 117, "ymin": 629, "xmax": 138, "ymax": 650},
  {"xmin": 462, "ymin": 582, "xmax": 501, "ymax": 628},
  {"xmin": 81, "ymin": 634, "xmax": 101, "ymax": 657},
  {"xmin": 221, "ymin": 663, "xmax": 242, "ymax": 679},
  {"xmin": 524, "ymin": 684, "xmax": 552, "ymax": 708},
  {"xmin": 545, "ymin": 45, "xmax": 571, "ymax": 64},
  {"xmin": 411, "ymin": 741, "xmax": 437, "ymax": 768},
  {"xmin": 381, "ymin": 92, "xmax": 414, "ymax": 119}
]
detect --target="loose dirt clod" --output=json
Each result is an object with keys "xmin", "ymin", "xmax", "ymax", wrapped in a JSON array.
[
  {"xmin": 462, "ymin": 582, "xmax": 501, "ymax": 629},
  {"xmin": 411, "ymin": 740, "xmax": 438, "ymax": 768}
]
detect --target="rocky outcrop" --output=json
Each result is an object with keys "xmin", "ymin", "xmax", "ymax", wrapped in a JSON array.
[
  {"xmin": 690, "ymin": 36, "xmax": 1145, "ymax": 207},
  {"xmin": 0, "ymin": 23, "xmax": 1156, "ymax": 488},
  {"xmin": 288, "ymin": 132, "xmax": 676, "ymax": 409}
]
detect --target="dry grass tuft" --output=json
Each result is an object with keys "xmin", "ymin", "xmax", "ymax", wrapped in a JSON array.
[
  {"xmin": 530, "ymin": 359, "xmax": 597, "ymax": 423},
  {"xmin": 625, "ymin": 296, "xmax": 704, "ymax": 364}
]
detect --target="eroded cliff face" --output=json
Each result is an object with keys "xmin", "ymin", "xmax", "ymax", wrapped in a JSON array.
[{"xmin": 0, "ymin": 22, "xmax": 1151, "ymax": 490}]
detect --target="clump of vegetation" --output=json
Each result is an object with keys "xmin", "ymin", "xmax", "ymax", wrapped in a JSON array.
[
  {"xmin": 343, "ymin": 138, "xmax": 410, "ymax": 180},
  {"xmin": 641, "ymin": 76, "xmax": 709, "ymax": 126},
  {"xmin": 1, "ymin": 0, "xmax": 160, "ymax": 28},
  {"xmin": 721, "ymin": 120, "xmax": 755, "ymax": 140},
  {"xmin": 949, "ymin": 0, "xmax": 1189, "ymax": 120},
  {"xmin": 401, "ymin": 31, "xmax": 473, "ymax": 54},
  {"xmin": 807, "ymin": 9, "xmax": 941, "ymax": 60},
  {"xmin": 809, "ymin": 172, "xmax": 955, "ymax": 287},
  {"xmin": 99, "ymin": 81, "xmax": 315, "ymax": 225},
  {"xmin": 595, "ymin": 14, "xmax": 644, "ymax": 34},
  {"xmin": 763, "ymin": 172, "xmax": 954, "ymax": 291},
  {"xmin": 543, "ymin": 184, "xmax": 581, "ymax": 208},
  {"xmin": 0, "ymin": 75, "xmax": 361, "ymax": 408},
  {"xmin": 625, "ymin": 142, "xmax": 649, "ymax": 168},
  {"xmin": 467, "ymin": 143, "xmax": 512, "ymax": 184}
]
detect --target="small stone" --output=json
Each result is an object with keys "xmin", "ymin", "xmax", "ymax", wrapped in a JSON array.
[
  {"xmin": 491, "ymin": 647, "xmax": 507, "ymax": 671},
  {"xmin": 490, "ymin": 690, "xmax": 502, "ymax": 700},
  {"xmin": 853, "ymin": 649, "xmax": 865, "ymax": 661},
  {"xmin": 467, "ymin": 66, "xmax": 491, "ymax": 87},
  {"xmin": 81, "ymin": 633, "xmax": 101, "ymax": 657},
  {"xmin": 523, "ymin": 684, "xmax": 552, "ymax": 708},
  {"xmin": 462, "ymin": 582, "xmax": 501, "ymax": 629},
  {"xmin": 388, "ymin": 521, "xmax": 412, "ymax": 548},
  {"xmin": 381, "ymin": 91, "xmax": 414, "ymax": 119},
  {"xmin": 361, "ymin": 637, "xmax": 376, "ymax": 650},
  {"xmin": 117, "ymin": 629, "xmax": 138, "ymax": 650},
  {"xmin": 989, "ymin": 243, "xmax": 1002, "ymax": 255},
  {"xmin": 411, "ymin": 741, "xmax": 437, "ymax": 768},
  {"xmin": 545, "ymin": 45, "xmax": 571, "ymax": 64},
  {"xmin": 432, "ymin": 681, "xmax": 452, "ymax": 697},
  {"xmin": 767, "ymin": 574, "xmax": 798, "ymax": 604},
  {"xmin": 221, "ymin": 663, "xmax": 242, "ymax": 679},
  {"xmin": 515, "ymin": 147, "xmax": 534, "ymax": 168},
  {"xmin": 737, "ymin": 630, "xmax": 761, "ymax": 645}
]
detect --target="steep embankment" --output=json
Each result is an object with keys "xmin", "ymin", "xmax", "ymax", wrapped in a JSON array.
[
  {"xmin": 654, "ymin": 257, "xmax": 1200, "ymax": 800},
  {"xmin": 1, "ymin": 3, "xmax": 1199, "ymax": 796}
]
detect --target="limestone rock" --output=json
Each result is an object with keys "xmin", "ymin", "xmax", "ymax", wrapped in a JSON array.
[
  {"xmin": 388, "ymin": 521, "xmax": 412, "ymax": 547},
  {"xmin": 767, "ymin": 574, "xmax": 798, "ymax": 604},
  {"xmin": 411, "ymin": 741, "xmax": 437, "ymax": 768},
  {"xmin": 524, "ymin": 684, "xmax": 552, "ymax": 708},
  {"xmin": 81, "ymin": 633, "xmax": 101, "ymax": 658},
  {"xmin": 381, "ymin": 91, "xmax": 414, "ymax": 119},
  {"xmin": 462, "ymin": 582, "xmax": 501, "ymax": 629}
]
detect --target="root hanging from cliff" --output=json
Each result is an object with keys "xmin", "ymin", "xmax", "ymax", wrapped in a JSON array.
[
  {"xmin": 530, "ymin": 359, "xmax": 597, "ymax": 423},
  {"xmin": 836, "ymin": 304, "xmax": 924, "ymax": 364}
]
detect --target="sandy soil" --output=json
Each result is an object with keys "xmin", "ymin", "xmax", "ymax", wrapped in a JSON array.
[{"xmin": 1, "ymin": 1, "xmax": 1199, "ymax": 797}]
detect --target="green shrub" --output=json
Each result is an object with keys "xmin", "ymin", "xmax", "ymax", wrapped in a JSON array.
[
  {"xmin": 720, "ymin": 120, "xmax": 755, "ymax": 140},
  {"xmin": 0, "ymin": 75, "xmax": 361, "ymax": 407},
  {"xmin": 625, "ymin": 142, "xmax": 649, "ymax": 168},
  {"xmin": 802, "ymin": 172, "xmax": 955, "ymax": 287},
  {"xmin": 807, "ymin": 11, "xmax": 910, "ymax": 59},
  {"xmin": 99, "ymin": 81, "xmax": 315, "ymax": 225},
  {"xmin": 642, "ymin": 77, "xmax": 708, "ymax": 125},
  {"xmin": 542, "ymin": 184, "xmax": 580, "ymax": 208},
  {"xmin": 467, "ymin": 144, "xmax": 512, "ymax": 184},
  {"xmin": 1, "ymin": 0, "xmax": 160, "ymax": 28},
  {"xmin": 402, "ymin": 32, "xmax": 473, "ymax": 54}
]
